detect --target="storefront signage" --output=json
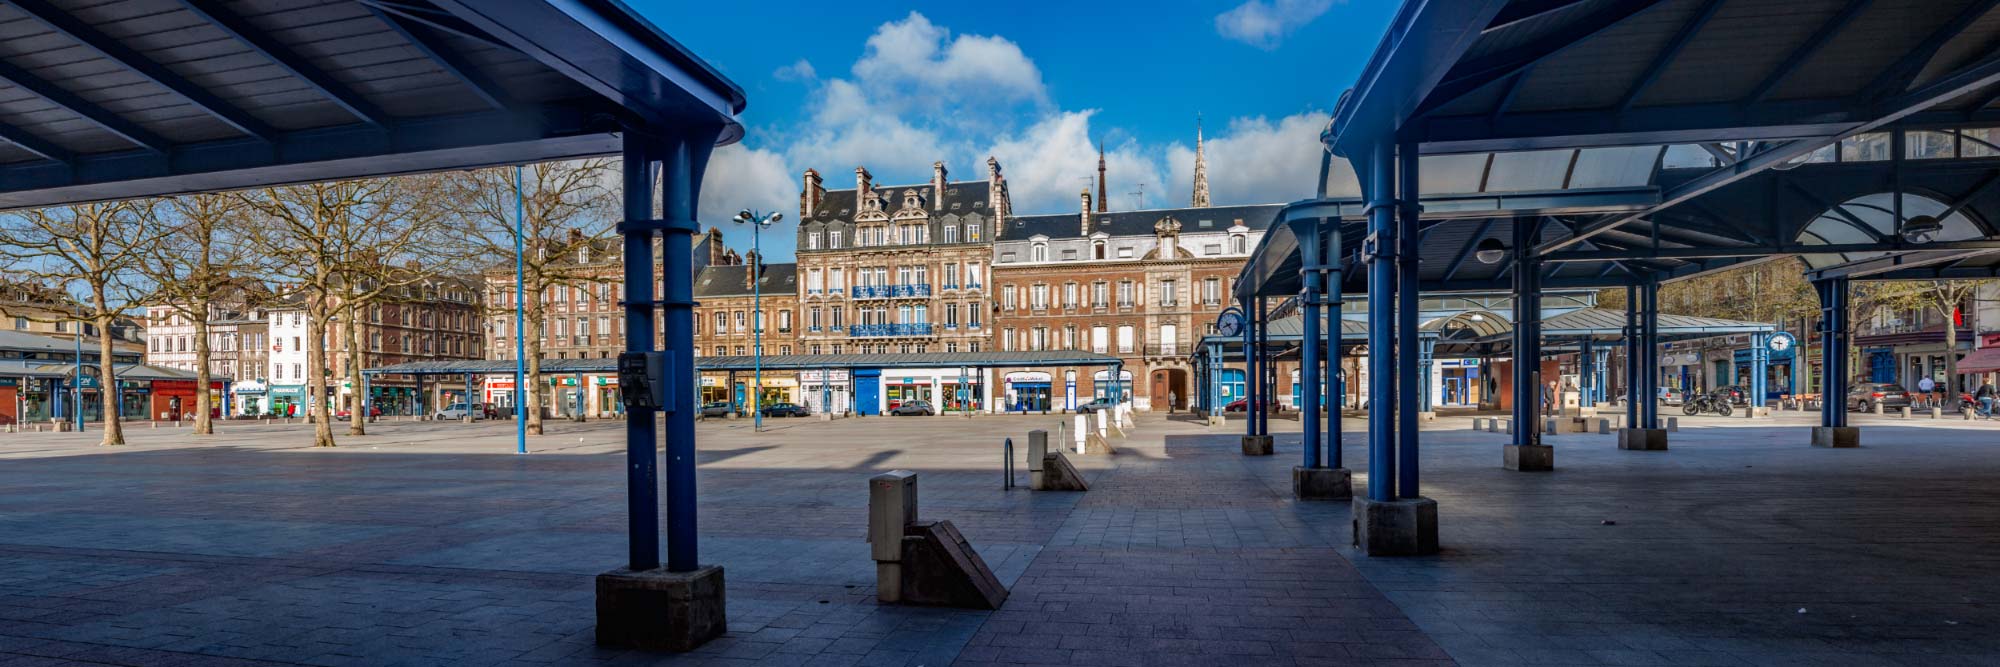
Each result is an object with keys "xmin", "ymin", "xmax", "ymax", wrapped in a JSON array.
[
  {"xmin": 1092, "ymin": 369, "xmax": 1135, "ymax": 381},
  {"xmin": 1004, "ymin": 371, "xmax": 1052, "ymax": 383},
  {"xmin": 799, "ymin": 370, "xmax": 849, "ymax": 383},
  {"xmin": 153, "ymin": 380, "xmax": 196, "ymax": 394},
  {"xmin": 0, "ymin": 378, "xmax": 15, "ymax": 387},
  {"xmin": 698, "ymin": 376, "xmax": 719, "ymax": 387}
]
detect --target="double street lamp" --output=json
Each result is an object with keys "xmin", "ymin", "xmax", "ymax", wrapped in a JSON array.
[{"xmin": 731, "ymin": 209, "xmax": 782, "ymax": 432}]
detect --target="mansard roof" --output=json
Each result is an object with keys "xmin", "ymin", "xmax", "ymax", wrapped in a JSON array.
[
  {"xmin": 1001, "ymin": 203, "xmax": 1284, "ymax": 242},
  {"xmin": 694, "ymin": 263, "xmax": 798, "ymax": 299},
  {"xmin": 804, "ymin": 181, "xmax": 995, "ymax": 226}
]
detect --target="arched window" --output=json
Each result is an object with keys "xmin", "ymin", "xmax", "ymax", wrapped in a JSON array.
[
  {"xmin": 1092, "ymin": 240, "xmax": 1106, "ymax": 259},
  {"xmin": 1031, "ymin": 242, "xmax": 1047, "ymax": 262},
  {"xmin": 1230, "ymin": 234, "xmax": 1247, "ymax": 254}
]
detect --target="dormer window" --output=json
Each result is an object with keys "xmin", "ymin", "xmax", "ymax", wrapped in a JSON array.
[
  {"xmin": 1031, "ymin": 242, "xmax": 1047, "ymax": 262},
  {"xmin": 1092, "ymin": 240, "xmax": 1107, "ymax": 260},
  {"xmin": 1231, "ymin": 234, "xmax": 1248, "ymax": 254}
]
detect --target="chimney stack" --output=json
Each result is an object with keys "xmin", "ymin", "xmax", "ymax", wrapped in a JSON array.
[
  {"xmin": 1080, "ymin": 189, "xmax": 1093, "ymax": 236},
  {"xmin": 987, "ymin": 156, "xmax": 1008, "ymax": 220},
  {"xmin": 932, "ymin": 161, "xmax": 948, "ymax": 211},
  {"xmin": 855, "ymin": 166, "xmax": 873, "ymax": 207},
  {"xmin": 801, "ymin": 168, "xmax": 823, "ymax": 218}
]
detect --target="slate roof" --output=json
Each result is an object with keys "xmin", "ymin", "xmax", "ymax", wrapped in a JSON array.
[
  {"xmin": 802, "ymin": 181, "xmax": 995, "ymax": 225},
  {"xmin": 694, "ymin": 263, "xmax": 798, "ymax": 299},
  {"xmin": 1002, "ymin": 203, "xmax": 1285, "ymax": 241}
]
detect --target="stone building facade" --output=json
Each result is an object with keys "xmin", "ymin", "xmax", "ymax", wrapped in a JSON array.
[
  {"xmin": 792, "ymin": 159, "xmax": 1010, "ymax": 358},
  {"xmin": 265, "ymin": 276, "xmax": 484, "ymax": 417},
  {"xmin": 693, "ymin": 258, "xmax": 800, "ymax": 409},
  {"xmin": 990, "ymin": 192, "xmax": 1278, "ymax": 411}
]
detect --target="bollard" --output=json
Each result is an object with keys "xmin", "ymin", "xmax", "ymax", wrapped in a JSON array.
[
  {"xmin": 1666, "ymin": 417, "xmax": 1679, "ymax": 432},
  {"xmin": 1073, "ymin": 415, "xmax": 1088, "ymax": 454},
  {"xmin": 1931, "ymin": 407, "xmax": 1943, "ymax": 420},
  {"xmin": 1002, "ymin": 438, "xmax": 1015, "ymax": 490},
  {"xmin": 1872, "ymin": 402, "xmax": 1884, "ymax": 415},
  {"xmin": 1899, "ymin": 406, "xmax": 1911, "ymax": 419},
  {"xmin": 869, "ymin": 471, "xmax": 918, "ymax": 603}
]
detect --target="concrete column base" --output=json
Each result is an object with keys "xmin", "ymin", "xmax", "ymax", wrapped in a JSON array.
[
  {"xmin": 1351, "ymin": 496, "xmax": 1439, "ymax": 556},
  {"xmin": 594, "ymin": 565, "xmax": 727, "ymax": 652},
  {"xmin": 1742, "ymin": 406, "xmax": 1770, "ymax": 418},
  {"xmin": 819, "ymin": 413, "xmax": 833, "ymax": 421},
  {"xmin": 1812, "ymin": 426, "xmax": 1860, "ymax": 448},
  {"xmin": 1292, "ymin": 466, "xmax": 1352, "ymax": 500},
  {"xmin": 1241, "ymin": 435, "xmax": 1273, "ymax": 456},
  {"xmin": 1617, "ymin": 428, "xmax": 1668, "ymax": 451},
  {"xmin": 1503, "ymin": 444, "xmax": 1554, "ymax": 471},
  {"xmin": 1418, "ymin": 411, "xmax": 1437, "ymax": 422},
  {"xmin": 1207, "ymin": 415, "xmax": 1226, "ymax": 427}
]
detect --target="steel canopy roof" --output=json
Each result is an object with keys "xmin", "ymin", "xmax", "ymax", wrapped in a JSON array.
[
  {"xmin": 363, "ymin": 351, "xmax": 1126, "ymax": 376},
  {"xmin": 0, "ymin": 0, "xmax": 744, "ymax": 211}
]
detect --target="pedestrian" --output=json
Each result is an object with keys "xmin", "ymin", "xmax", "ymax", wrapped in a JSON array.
[
  {"xmin": 1977, "ymin": 382, "xmax": 1995, "ymax": 418},
  {"xmin": 1541, "ymin": 380, "xmax": 1555, "ymax": 416},
  {"xmin": 1167, "ymin": 391, "xmax": 1178, "ymax": 414},
  {"xmin": 1917, "ymin": 375, "xmax": 1936, "ymax": 408}
]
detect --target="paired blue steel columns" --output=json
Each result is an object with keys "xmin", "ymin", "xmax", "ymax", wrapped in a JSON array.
[
  {"xmin": 1510, "ymin": 216, "xmax": 1542, "ymax": 447},
  {"xmin": 1417, "ymin": 335, "xmax": 1437, "ymax": 412},
  {"xmin": 1624, "ymin": 286, "xmax": 1642, "ymax": 425},
  {"xmin": 1748, "ymin": 332, "xmax": 1769, "ymax": 412},
  {"xmin": 1325, "ymin": 230, "xmax": 1343, "ymax": 470},
  {"xmin": 1363, "ymin": 141, "xmax": 1398, "ymax": 501},
  {"xmin": 1256, "ymin": 297, "xmax": 1271, "ymax": 436},
  {"xmin": 1640, "ymin": 280, "xmax": 1661, "ymax": 430},
  {"xmin": 1395, "ymin": 143, "xmax": 1421, "ymax": 498},
  {"xmin": 1300, "ymin": 219, "xmax": 1325, "ymax": 469},
  {"xmin": 1579, "ymin": 339, "xmax": 1595, "ymax": 407},
  {"xmin": 1592, "ymin": 346, "xmax": 1611, "ymax": 406},
  {"xmin": 1207, "ymin": 342, "xmax": 1223, "ymax": 417},
  {"xmin": 1816, "ymin": 278, "xmax": 1851, "ymax": 428},
  {"xmin": 1242, "ymin": 297, "xmax": 1258, "ymax": 437},
  {"xmin": 618, "ymin": 127, "xmax": 716, "ymax": 574}
]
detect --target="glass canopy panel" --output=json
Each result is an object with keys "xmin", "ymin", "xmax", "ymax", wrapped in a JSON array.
[
  {"xmin": 1484, "ymin": 150, "xmax": 1572, "ymax": 192},
  {"xmin": 1323, "ymin": 157, "xmax": 1362, "ymax": 198},
  {"xmin": 1421, "ymin": 154, "xmax": 1489, "ymax": 194},
  {"xmin": 1567, "ymin": 146, "xmax": 1663, "ymax": 189}
]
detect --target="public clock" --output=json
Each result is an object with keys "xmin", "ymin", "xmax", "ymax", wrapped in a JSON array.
[{"xmin": 1216, "ymin": 309, "xmax": 1245, "ymax": 337}]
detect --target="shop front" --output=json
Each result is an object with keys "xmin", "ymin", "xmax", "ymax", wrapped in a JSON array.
[
  {"xmin": 232, "ymin": 380, "xmax": 267, "ymax": 416},
  {"xmin": 870, "ymin": 367, "xmax": 992, "ymax": 415},
  {"xmin": 698, "ymin": 375, "xmax": 728, "ymax": 406},
  {"xmin": 593, "ymin": 375, "xmax": 622, "ymax": 416},
  {"xmin": 0, "ymin": 377, "xmax": 20, "ymax": 424},
  {"xmin": 1092, "ymin": 369, "xmax": 1133, "ymax": 401},
  {"xmin": 1002, "ymin": 371, "xmax": 1051, "ymax": 412},
  {"xmin": 799, "ymin": 369, "xmax": 849, "ymax": 416},
  {"xmin": 484, "ymin": 377, "xmax": 516, "ymax": 407},
  {"xmin": 729, "ymin": 375, "xmax": 794, "ymax": 411},
  {"xmin": 149, "ymin": 380, "xmax": 192, "ymax": 420},
  {"xmin": 269, "ymin": 385, "xmax": 307, "ymax": 416},
  {"xmin": 1733, "ymin": 333, "xmax": 1798, "ymax": 400}
]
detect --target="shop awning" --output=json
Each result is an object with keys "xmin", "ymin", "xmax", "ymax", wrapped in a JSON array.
[{"xmin": 1957, "ymin": 347, "xmax": 2000, "ymax": 375}]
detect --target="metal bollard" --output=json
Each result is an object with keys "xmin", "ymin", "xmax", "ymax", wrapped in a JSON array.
[
  {"xmin": 869, "ymin": 470, "xmax": 918, "ymax": 603},
  {"xmin": 1002, "ymin": 438, "xmax": 1015, "ymax": 490}
]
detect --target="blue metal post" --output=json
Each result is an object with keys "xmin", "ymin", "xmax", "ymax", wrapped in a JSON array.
[
  {"xmin": 1750, "ymin": 331, "xmax": 1769, "ymax": 413},
  {"xmin": 514, "ymin": 165, "xmax": 527, "ymax": 454},
  {"xmin": 751, "ymin": 217, "xmax": 764, "ymax": 432},
  {"xmin": 1208, "ymin": 342, "xmax": 1222, "ymax": 417},
  {"xmin": 659, "ymin": 131, "xmax": 705, "ymax": 573},
  {"xmin": 1300, "ymin": 219, "xmax": 1324, "ymax": 469},
  {"xmin": 1256, "ymin": 297, "xmax": 1270, "ymax": 435},
  {"xmin": 1417, "ymin": 335, "xmax": 1437, "ymax": 412},
  {"xmin": 1625, "ymin": 285, "xmax": 1641, "ymax": 425},
  {"xmin": 1327, "ymin": 227, "xmax": 1344, "ymax": 469},
  {"xmin": 821, "ymin": 367, "xmax": 831, "ymax": 415},
  {"xmin": 463, "ymin": 373, "xmax": 473, "ymax": 421},
  {"xmin": 1364, "ymin": 141, "xmax": 1397, "ymax": 502},
  {"xmin": 1242, "ymin": 297, "xmax": 1257, "ymax": 436},
  {"xmin": 361, "ymin": 374, "xmax": 371, "ymax": 422},
  {"xmin": 619, "ymin": 134, "xmax": 661, "ymax": 571},
  {"xmin": 73, "ymin": 332, "xmax": 84, "ymax": 431},
  {"xmin": 1593, "ymin": 347, "xmax": 1611, "ymax": 406},
  {"xmin": 1511, "ymin": 217, "xmax": 1541, "ymax": 447},
  {"xmin": 1641, "ymin": 279, "xmax": 1661, "ymax": 429},
  {"xmin": 1579, "ymin": 338, "xmax": 1595, "ymax": 406},
  {"xmin": 1396, "ymin": 142, "xmax": 1422, "ymax": 498},
  {"xmin": 1817, "ymin": 278, "xmax": 1850, "ymax": 428}
]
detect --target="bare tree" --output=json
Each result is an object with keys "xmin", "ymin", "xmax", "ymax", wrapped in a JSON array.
[
  {"xmin": 238, "ymin": 178, "xmax": 443, "ymax": 446},
  {"xmin": 136, "ymin": 194, "xmax": 257, "ymax": 435},
  {"xmin": 0, "ymin": 201, "xmax": 155, "ymax": 445},
  {"xmin": 439, "ymin": 160, "xmax": 616, "ymax": 435},
  {"xmin": 1861, "ymin": 279, "xmax": 1992, "ymax": 406}
]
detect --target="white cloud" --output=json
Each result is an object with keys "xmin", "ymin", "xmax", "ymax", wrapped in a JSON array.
[
  {"xmin": 985, "ymin": 111, "xmax": 1167, "ymax": 214},
  {"xmin": 1164, "ymin": 113, "xmax": 1327, "ymax": 206},
  {"xmin": 699, "ymin": 144, "xmax": 794, "ymax": 225},
  {"xmin": 772, "ymin": 59, "xmax": 815, "ymax": 82},
  {"xmin": 1215, "ymin": 0, "xmax": 1337, "ymax": 49}
]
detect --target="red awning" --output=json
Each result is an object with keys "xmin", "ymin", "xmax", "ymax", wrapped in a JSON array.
[{"xmin": 1957, "ymin": 347, "xmax": 2000, "ymax": 375}]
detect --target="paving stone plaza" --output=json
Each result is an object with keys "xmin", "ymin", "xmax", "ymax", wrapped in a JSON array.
[{"xmin": 2, "ymin": 412, "xmax": 1998, "ymax": 666}]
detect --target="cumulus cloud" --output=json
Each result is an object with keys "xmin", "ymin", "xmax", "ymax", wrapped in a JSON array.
[
  {"xmin": 1164, "ymin": 113, "xmax": 1327, "ymax": 206},
  {"xmin": 695, "ymin": 12, "xmax": 1328, "ymax": 259},
  {"xmin": 772, "ymin": 59, "xmax": 815, "ymax": 82},
  {"xmin": 1215, "ymin": 0, "xmax": 1337, "ymax": 49}
]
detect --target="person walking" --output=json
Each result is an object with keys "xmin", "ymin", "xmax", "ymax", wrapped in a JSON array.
[
  {"xmin": 1167, "ymin": 391, "xmax": 1178, "ymax": 414},
  {"xmin": 1977, "ymin": 382, "xmax": 1995, "ymax": 418},
  {"xmin": 1541, "ymin": 380, "xmax": 1556, "ymax": 416},
  {"xmin": 1917, "ymin": 375, "xmax": 1937, "ymax": 408}
]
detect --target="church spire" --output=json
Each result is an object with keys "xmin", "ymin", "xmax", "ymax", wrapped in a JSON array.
[
  {"xmin": 1096, "ymin": 140, "xmax": 1108, "ymax": 213},
  {"xmin": 1191, "ymin": 114, "xmax": 1211, "ymax": 208}
]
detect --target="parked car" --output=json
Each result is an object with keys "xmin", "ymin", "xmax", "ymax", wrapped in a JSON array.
[
  {"xmin": 1847, "ymin": 383, "xmax": 1913, "ymax": 413},
  {"xmin": 761, "ymin": 403, "xmax": 810, "ymax": 418},
  {"xmin": 1225, "ymin": 397, "xmax": 1275, "ymax": 412},
  {"xmin": 699, "ymin": 401, "xmax": 733, "ymax": 417},
  {"xmin": 1075, "ymin": 398, "xmax": 1116, "ymax": 414},
  {"xmin": 1657, "ymin": 387, "xmax": 1685, "ymax": 406},
  {"xmin": 889, "ymin": 400, "xmax": 934, "ymax": 416},
  {"xmin": 334, "ymin": 406, "xmax": 382, "ymax": 421},
  {"xmin": 433, "ymin": 403, "xmax": 485, "ymax": 421},
  {"xmin": 1715, "ymin": 385, "xmax": 1750, "ymax": 405}
]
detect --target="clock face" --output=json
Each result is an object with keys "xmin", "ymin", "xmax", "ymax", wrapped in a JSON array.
[
  {"xmin": 1769, "ymin": 333, "xmax": 1793, "ymax": 353},
  {"xmin": 1216, "ymin": 311, "xmax": 1244, "ymax": 337}
]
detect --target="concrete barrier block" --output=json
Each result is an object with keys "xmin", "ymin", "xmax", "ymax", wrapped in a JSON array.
[
  {"xmin": 1504, "ymin": 444, "xmax": 1554, "ymax": 471},
  {"xmin": 1666, "ymin": 417, "xmax": 1679, "ymax": 432},
  {"xmin": 1931, "ymin": 407, "xmax": 1943, "ymax": 419},
  {"xmin": 1898, "ymin": 407, "xmax": 1911, "ymax": 419},
  {"xmin": 1812, "ymin": 426, "xmax": 1860, "ymax": 448}
]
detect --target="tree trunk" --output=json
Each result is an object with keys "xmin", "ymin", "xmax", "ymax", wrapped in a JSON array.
[
  {"xmin": 345, "ymin": 300, "xmax": 367, "ymax": 436},
  {"xmin": 193, "ymin": 313, "xmax": 214, "ymax": 434},
  {"xmin": 524, "ymin": 287, "xmax": 544, "ymax": 436},
  {"xmin": 97, "ymin": 316, "xmax": 125, "ymax": 446},
  {"xmin": 1944, "ymin": 312, "xmax": 1961, "ymax": 409},
  {"xmin": 308, "ymin": 297, "xmax": 335, "ymax": 447}
]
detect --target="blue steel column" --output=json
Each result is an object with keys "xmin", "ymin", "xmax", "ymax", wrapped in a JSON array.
[
  {"xmin": 1364, "ymin": 141, "xmax": 1397, "ymax": 501},
  {"xmin": 1242, "ymin": 297, "xmax": 1257, "ymax": 436},
  {"xmin": 1396, "ymin": 142, "xmax": 1421, "ymax": 498},
  {"xmin": 1256, "ymin": 297, "xmax": 1271, "ymax": 436},
  {"xmin": 1511, "ymin": 217, "xmax": 1541, "ymax": 447},
  {"xmin": 1641, "ymin": 279, "xmax": 1661, "ymax": 430},
  {"xmin": 1817, "ymin": 278, "xmax": 1850, "ymax": 428},
  {"xmin": 660, "ymin": 131, "xmax": 707, "ymax": 573},
  {"xmin": 1300, "ymin": 219, "xmax": 1324, "ymax": 469},
  {"xmin": 1749, "ymin": 331, "xmax": 1768, "ymax": 413},
  {"xmin": 1208, "ymin": 342, "xmax": 1223, "ymax": 417},
  {"xmin": 619, "ymin": 133, "xmax": 660, "ymax": 571},
  {"xmin": 1579, "ymin": 339, "xmax": 1595, "ymax": 406},
  {"xmin": 1327, "ymin": 225, "xmax": 1344, "ymax": 469},
  {"xmin": 1593, "ymin": 347, "xmax": 1611, "ymax": 406},
  {"xmin": 1625, "ymin": 285, "xmax": 1641, "ymax": 425},
  {"xmin": 1417, "ymin": 335, "xmax": 1436, "ymax": 412}
]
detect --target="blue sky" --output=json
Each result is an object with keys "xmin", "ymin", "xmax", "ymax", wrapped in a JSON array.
[{"xmin": 632, "ymin": 0, "xmax": 1397, "ymax": 260}]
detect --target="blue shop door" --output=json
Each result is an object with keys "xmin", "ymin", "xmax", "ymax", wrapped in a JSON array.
[
  {"xmin": 855, "ymin": 370, "xmax": 881, "ymax": 415},
  {"xmin": 1868, "ymin": 350, "xmax": 1896, "ymax": 383},
  {"xmin": 1220, "ymin": 369, "xmax": 1246, "ymax": 403}
]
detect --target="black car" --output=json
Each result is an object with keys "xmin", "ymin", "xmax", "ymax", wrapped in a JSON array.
[
  {"xmin": 889, "ymin": 400, "xmax": 934, "ymax": 416},
  {"xmin": 699, "ymin": 401, "xmax": 733, "ymax": 417},
  {"xmin": 1847, "ymin": 383, "xmax": 1913, "ymax": 412},
  {"xmin": 761, "ymin": 403, "xmax": 810, "ymax": 418},
  {"xmin": 1075, "ymin": 398, "xmax": 1116, "ymax": 414},
  {"xmin": 1715, "ymin": 385, "xmax": 1750, "ymax": 405}
]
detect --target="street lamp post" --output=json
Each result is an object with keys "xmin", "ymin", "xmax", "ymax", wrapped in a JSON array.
[
  {"xmin": 73, "ymin": 330, "xmax": 83, "ymax": 432},
  {"xmin": 731, "ymin": 209, "xmax": 783, "ymax": 432},
  {"xmin": 513, "ymin": 165, "xmax": 527, "ymax": 454}
]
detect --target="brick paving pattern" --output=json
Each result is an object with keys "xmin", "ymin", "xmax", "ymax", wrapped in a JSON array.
[{"xmin": 1, "ymin": 409, "xmax": 1998, "ymax": 665}]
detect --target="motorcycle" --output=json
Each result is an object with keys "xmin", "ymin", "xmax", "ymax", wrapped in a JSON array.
[{"xmin": 1682, "ymin": 390, "xmax": 1734, "ymax": 417}]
